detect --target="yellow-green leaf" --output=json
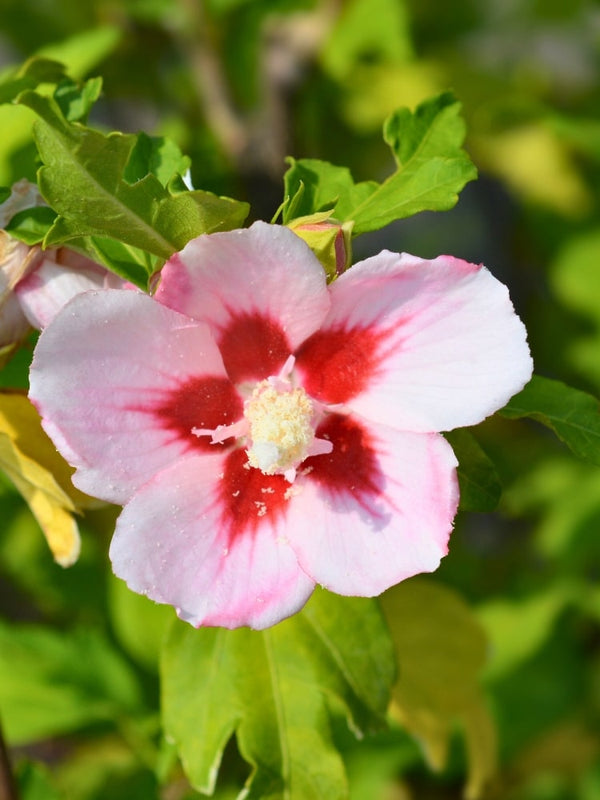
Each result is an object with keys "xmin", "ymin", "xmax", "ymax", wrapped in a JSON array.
[{"xmin": 380, "ymin": 578, "xmax": 497, "ymax": 800}]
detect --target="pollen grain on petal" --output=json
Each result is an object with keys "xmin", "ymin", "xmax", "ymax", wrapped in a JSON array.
[{"xmin": 219, "ymin": 447, "xmax": 289, "ymax": 538}]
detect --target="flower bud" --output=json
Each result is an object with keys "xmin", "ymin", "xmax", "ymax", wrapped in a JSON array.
[{"xmin": 287, "ymin": 212, "xmax": 352, "ymax": 281}]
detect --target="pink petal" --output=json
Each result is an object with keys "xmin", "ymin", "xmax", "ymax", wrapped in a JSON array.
[
  {"xmin": 109, "ymin": 453, "xmax": 315, "ymax": 629},
  {"xmin": 283, "ymin": 413, "xmax": 459, "ymax": 596},
  {"xmin": 155, "ymin": 222, "xmax": 331, "ymax": 382},
  {"xmin": 16, "ymin": 253, "xmax": 124, "ymax": 330},
  {"xmin": 0, "ymin": 179, "xmax": 44, "ymax": 227},
  {"xmin": 30, "ymin": 289, "xmax": 238, "ymax": 504},
  {"xmin": 296, "ymin": 252, "xmax": 532, "ymax": 432}
]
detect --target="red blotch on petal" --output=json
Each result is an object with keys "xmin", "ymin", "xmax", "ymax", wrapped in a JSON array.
[
  {"xmin": 218, "ymin": 312, "xmax": 290, "ymax": 383},
  {"xmin": 153, "ymin": 376, "xmax": 243, "ymax": 452},
  {"xmin": 219, "ymin": 447, "xmax": 289, "ymax": 538},
  {"xmin": 295, "ymin": 326, "xmax": 385, "ymax": 404},
  {"xmin": 306, "ymin": 413, "xmax": 383, "ymax": 503}
]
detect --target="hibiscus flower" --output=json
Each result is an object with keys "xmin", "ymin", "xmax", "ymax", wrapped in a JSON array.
[
  {"xmin": 29, "ymin": 222, "xmax": 532, "ymax": 629},
  {"xmin": 0, "ymin": 180, "xmax": 124, "ymax": 349}
]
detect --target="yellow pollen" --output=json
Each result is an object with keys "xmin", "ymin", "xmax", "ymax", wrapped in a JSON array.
[{"xmin": 245, "ymin": 382, "xmax": 314, "ymax": 475}]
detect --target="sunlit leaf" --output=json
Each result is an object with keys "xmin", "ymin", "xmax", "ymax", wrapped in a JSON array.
[
  {"xmin": 283, "ymin": 93, "xmax": 476, "ymax": 234},
  {"xmin": 16, "ymin": 90, "xmax": 249, "ymax": 286},
  {"xmin": 123, "ymin": 132, "xmax": 190, "ymax": 188},
  {"xmin": 0, "ymin": 33, "xmax": 121, "ymax": 185},
  {"xmin": 37, "ymin": 25, "xmax": 122, "ymax": 79},
  {"xmin": 500, "ymin": 376, "xmax": 600, "ymax": 466},
  {"xmin": 381, "ymin": 578, "xmax": 496, "ymax": 800},
  {"xmin": 54, "ymin": 76, "xmax": 103, "ymax": 123},
  {"xmin": 0, "ymin": 56, "xmax": 67, "ymax": 104},
  {"xmin": 0, "ymin": 391, "xmax": 88, "ymax": 566},
  {"xmin": 162, "ymin": 590, "xmax": 395, "ymax": 798},
  {"xmin": 283, "ymin": 159, "xmax": 358, "ymax": 222}
]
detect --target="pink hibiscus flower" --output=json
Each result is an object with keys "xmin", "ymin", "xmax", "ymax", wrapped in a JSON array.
[
  {"xmin": 0, "ymin": 181, "xmax": 125, "ymax": 348},
  {"xmin": 29, "ymin": 222, "xmax": 532, "ymax": 629}
]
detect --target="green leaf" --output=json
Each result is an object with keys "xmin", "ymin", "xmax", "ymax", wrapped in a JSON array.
[
  {"xmin": 283, "ymin": 159, "xmax": 357, "ymax": 222},
  {"xmin": 5, "ymin": 205, "xmax": 57, "ymax": 244},
  {"xmin": 381, "ymin": 578, "xmax": 497, "ymax": 800},
  {"xmin": 445, "ymin": 429, "xmax": 502, "ymax": 512},
  {"xmin": 0, "ymin": 185, "xmax": 10, "ymax": 204},
  {"xmin": 283, "ymin": 93, "xmax": 476, "ymax": 234},
  {"xmin": 78, "ymin": 235, "xmax": 159, "ymax": 287},
  {"xmin": 0, "ymin": 622, "xmax": 143, "ymax": 744},
  {"xmin": 123, "ymin": 132, "xmax": 190, "ymax": 187},
  {"xmin": 161, "ymin": 590, "xmax": 395, "ymax": 798},
  {"xmin": 16, "ymin": 90, "xmax": 249, "ymax": 284},
  {"xmin": 54, "ymin": 76, "xmax": 103, "ymax": 122},
  {"xmin": 499, "ymin": 375, "xmax": 600, "ymax": 466},
  {"xmin": 0, "ymin": 57, "xmax": 68, "ymax": 104},
  {"xmin": 0, "ymin": 36, "xmax": 120, "ymax": 185},
  {"xmin": 37, "ymin": 26, "xmax": 122, "ymax": 79}
]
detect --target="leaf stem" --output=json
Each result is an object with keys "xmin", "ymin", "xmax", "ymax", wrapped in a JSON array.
[{"xmin": 0, "ymin": 717, "xmax": 19, "ymax": 800}]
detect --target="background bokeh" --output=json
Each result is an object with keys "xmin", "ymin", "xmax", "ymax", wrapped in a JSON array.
[{"xmin": 2, "ymin": 1, "xmax": 600, "ymax": 798}]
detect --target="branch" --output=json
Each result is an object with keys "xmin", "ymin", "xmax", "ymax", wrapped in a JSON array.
[{"xmin": 176, "ymin": 0, "xmax": 249, "ymax": 163}]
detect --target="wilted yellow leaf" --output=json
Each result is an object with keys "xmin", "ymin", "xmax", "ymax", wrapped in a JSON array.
[
  {"xmin": 381, "ymin": 577, "xmax": 497, "ymax": 800},
  {"xmin": 0, "ymin": 391, "xmax": 85, "ymax": 566}
]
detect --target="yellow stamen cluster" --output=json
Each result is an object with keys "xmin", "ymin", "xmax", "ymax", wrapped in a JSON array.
[{"xmin": 245, "ymin": 382, "xmax": 314, "ymax": 475}]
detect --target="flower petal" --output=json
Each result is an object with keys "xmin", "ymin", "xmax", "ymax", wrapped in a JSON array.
[
  {"xmin": 155, "ymin": 222, "xmax": 330, "ymax": 382},
  {"xmin": 16, "ymin": 252, "xmax": 124, "ymax": 330},
  {"xmin": 296, "ymin": 252, "xmax": 533, "ymax": 432},
  {"xmin": 30, "ymin": 289, "xmax": 238, "ymax": 504},
  {"xmin": 109, "ymin": 452, "xmax": 315, "ymax": 629},
  {"xmin": 283, "ymin": 413, "xmax": 459, "ymax": 596}
]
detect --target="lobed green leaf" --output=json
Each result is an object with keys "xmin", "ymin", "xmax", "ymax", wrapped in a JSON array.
[
  {"xmin": 54, "ymin": 76, "xmax": 103, "ymax": 123},
  {"xmin": 499, "ymin": 375, "xmax": 600, "ymax": 466},
  {"xmin": 0, "ymin": 56, "xmax": 68, "ymax": 105},
  {"xmin": 16, "ymin": 89, "xmax": 249, "ymax": 287},
  {"xmin": 283, "ymin": 93, "xmax": 477, "ymax": 234},
  {"xmin": 161, "ymin": 590, "xmax": 395, "ymax": 799}
]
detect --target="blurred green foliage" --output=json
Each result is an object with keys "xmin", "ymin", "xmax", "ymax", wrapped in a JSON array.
[{"xmin": 1, "ymin": 0, "xmax": 600, "ymax": 798}]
